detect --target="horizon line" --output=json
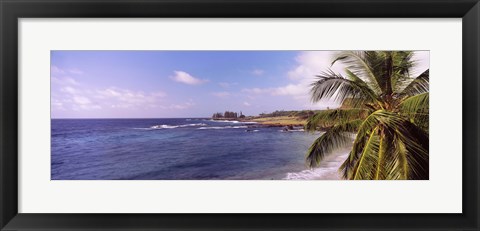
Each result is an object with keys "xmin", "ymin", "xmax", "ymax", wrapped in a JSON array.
[{"xmin": 51, "ymin": 117, "xmax": 213, "ymax": 119}]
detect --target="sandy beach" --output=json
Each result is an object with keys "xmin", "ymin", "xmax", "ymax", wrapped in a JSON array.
[{"xmin": 283, "ymin": 145, "xmax": 352, "ymax": 180}]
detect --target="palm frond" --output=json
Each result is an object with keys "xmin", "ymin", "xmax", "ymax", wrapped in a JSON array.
[
  {"xmin": 305, "ymin": 108, "xmax": 369, "ymax": 132},
  {"xmin": 332, "ymin": 51, "xmax": 384, "ymax": 93},
  {"xmin": 400, "ymin": 92, "xmax": 429, "ymax": 114},
  {"xmin": 344, "ymin": 67, "xmax": 382, "ymax": 95},
  {"xmin": 339, "ymin": 151, "xmax": 354, "ymax": 179},
  {"xmin": 306, "ymin": 120, "xmax": 361, "ymax": 168},
  {"xmin": 351, "ymin": 127, "xmax": 380, "ymax": 180},
  {"xmin": 391, "ymin": 51, "xmax": 416, "ymax": 90},
  {"xmin": 340, "ymin": 110, "xmax": 385, "ymax": 179},
  {"xmin": 310, "ymin": 70, "xmax": 380, "ymax": 107},
  {"xmin": 392, "ymin": 51, "xmax": 415, "ymax": 76},
  {"xmin": 374, "ymin": 129, "xmax": 395, "ymax": 180},
  {"xmin": 342, "ymin": 110, "xmax": 428, "ymax": 180},
  {"xmin": 385, "ymin": 133, "xmax": 408, "ymax": 180},
  {"xmin": 397, "ymin": 69, "xmax": 429, "ymax": 96},
  {"xmin": 394, "ymin": 120, "xmax": 429, "ymax": 180}
]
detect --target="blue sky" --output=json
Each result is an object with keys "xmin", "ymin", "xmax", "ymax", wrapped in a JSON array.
[{"xmin": 51, "ymin": 51, "xmax": 429, "ymax": 118}]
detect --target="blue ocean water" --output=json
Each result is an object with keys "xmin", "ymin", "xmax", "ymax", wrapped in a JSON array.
[{"xmin": 51, "ymin": 118, "xmax": 321, "ymax": 180}]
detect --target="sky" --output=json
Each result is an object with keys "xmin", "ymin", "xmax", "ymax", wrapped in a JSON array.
[{"xmin": 51, "ymin": 51, "xmax": 429, "ymax": 118}]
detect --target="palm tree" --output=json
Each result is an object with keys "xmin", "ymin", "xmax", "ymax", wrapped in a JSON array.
[{"xmin": 305, "ymin": 51, "xmax": 429, "ymax": 180}]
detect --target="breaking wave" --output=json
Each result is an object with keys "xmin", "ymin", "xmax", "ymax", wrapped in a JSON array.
[
  {"xmin": 279, "ymin": 129, "xmax": 305, "ymax": 132},
  {"xmin": 135, "ymin": 123, "xmax": 208, "ymax": 130},
  {"xmin": 283, "ymin": 167, "xmax": 339, "ymax": 180},
  {"xmin": 197, "ymin": 126, "xmax": 248, "ymax": 130},
  {"xmin": 207, "ymin": 120, "xmax": 258, "ymax": 124},
  {"xmin": 208, "ymin": 119, "xmax": 240, "ymax": 123}
]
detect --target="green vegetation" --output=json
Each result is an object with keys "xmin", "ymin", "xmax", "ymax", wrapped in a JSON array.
[
  {"xmin": 244, "ymin": 110, "xmax": 319, "ymax": 126},
  {"xmin": 305, "ymin": 51, "xmax": 429, "ymax": 180},
  {"xmin": 256, "ymin": 110, "xmax": 321, "ymax": 121},
  {"xmin": 259, "ymin": 110, "xmax": 316, "ymax": 119},
  {"xmin": 212, "ymin": 111, "xmax": 243, "ymax": 119},
  {"xmin": 210, "ymin": 109, "xmax": 317, "ymax": 126},
  {"xmin": 249, "ymin": 116, "xmax": 306, "ymax": 126}
]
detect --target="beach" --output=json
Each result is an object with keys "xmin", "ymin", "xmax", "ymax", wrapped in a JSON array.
[{"xmin": 284, "ymin": 146, "xmax": 351, "ymax": 180}]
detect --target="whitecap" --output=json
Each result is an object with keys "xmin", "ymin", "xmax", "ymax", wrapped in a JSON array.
[
  {"xmin": 246, "ymin": 129, "xmax": 259, "ymax": 132},
  {"xmin": 209, "ymin": 119, "xmax": 240, "ymax": 123},
  {"xmin": 150, "ymin": 125, "xmax": 178, "ymax": 129},
  {"xmin": 231, "ymin": 126, "xmax": 248, "ymax": 129},
  {"xmin": 198, "ymin": 126, "xmax": 225, "ymax": 130},
  {"xmin": 290, "ymin": 129, "xmax": 305, "ymax": 132},
  {"xmin": 148, "ymin": 123, "xmax": 207, "ymax": 129},
  {"xmin": 178, "ymin": 123, "xmax": 207, "ymax": 127},
  {"xmin": 197, "ymin": 125, "xmax": 248, "ymax": 130},
  {"xmin": 279, "ymin": 129, "xmax": 305, "ymax": 132}
]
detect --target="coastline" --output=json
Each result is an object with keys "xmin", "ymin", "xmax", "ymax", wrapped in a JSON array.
[
  {"xmin": 213, "ymin": 116, "xmax": 307, "ymax": 127},
  {"xmin": 210, "ymin": 116, "xmax": 352, "ymax": 180},
  {"xmin": 284, "ymin": 145, "xmax": 351, "ymax": 180},
  {"xmin": 244, "ymin": 116, "xmax": 306, "ymax": 127}
]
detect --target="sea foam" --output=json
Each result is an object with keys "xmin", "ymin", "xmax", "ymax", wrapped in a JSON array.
[
  {"xmin": 198, "ymin": 126, "xmax": 248, "ymax": 130},
  {"xmin": 284, "ymin": 149, "xmax": 350, "ymax": 180},
  {"xmin": 149, "ymin": 123, "xmax": 207, "ymax": 129},
  {"xmin": 283, "ymin": 167, "xmax": 339, "ymax": 180},
  {"xmin": 208, "ymin": 119, "xmax": 239, "ymax": 123}
]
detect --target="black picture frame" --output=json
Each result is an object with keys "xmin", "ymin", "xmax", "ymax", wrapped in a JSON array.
[{"xmin": 1, "ymin": 0, "xmax": 479, "ymax": 230}]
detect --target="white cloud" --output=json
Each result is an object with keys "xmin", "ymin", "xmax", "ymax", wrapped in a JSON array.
[
  {"xmin": 252, "ymin": 69, "xmax": 264, "ymax": 76},
  {"xmin": 242, "ymin": 51, "xmax": 429, "ymax": 110},
  {"xmin": 51, "ymin": 98, "xmax": 65, "ymax": 110},
  {"xmin": 69, "ymin": 95, "xmax": 101, "ymax": 110},
  {"xmin": 51, "ymin": 65, "xmax": 83, "ymax": 75},
  {"xmin": 170, "ymin": 101, "xmax": 195, "ymax": 110},
  {"xmin": 98, "ymin": 88, "xmax": 122, "ymax": 98},
  {"xmin": 51, "ymin": 66, "xmax": 65, "ymax": 75},
  {"xmin": 150, "ymin": 92, "xmax": 167, "ymax": 98},
  {"xmin": 243, "ymin": 51, "xmax": 344, "ymax": 109},
  {"xmin": 287, "ymin": 51, "xmax": 344, "ymax": 80},
  {"xmin": 60, "ymin": 86, "xmax": 78, "ymax": 94},
  {"xmin": 243, "ymin": 102, "xmax": 251, "ymax": 106},
  {"xmin": 53, "ymin": 78, "xmax": 167, "ymax": 112},
  {"xmin": 211, "ymin": 91, "xmax": 230, "ymax": 98},
  {"xmin": 52, "ymin": 76, "xmax": 80, "ymax": 86},
  {"xmin": 73, "ymin": 96, "xmax": 91, "ymax": 105},
  {"xmin": 69, "ymin": 68, "xmax": 83, "ymax": 75},
  {"xmin": 96, "ymin": 87, "xmax": 166, "ymax": 109},
  {"xmin": 218, "ymin": 82, "xmax": 238, "ymax": 88},
  {"xmin": 241, "ymin": 88, "xmax": 273, "ymax": 94},
  {"xmin": 171, "ymin": 71, "xmax": 207, "ymax": 85},
  {"xmin": 271, "ymin": 84, "xmax": 307, "ymax": 96}
]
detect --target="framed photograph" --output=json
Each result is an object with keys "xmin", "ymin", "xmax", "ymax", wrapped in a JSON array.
[{"xmin": 1, "ymin": 0, "xmax": 478, "ymax": 230}]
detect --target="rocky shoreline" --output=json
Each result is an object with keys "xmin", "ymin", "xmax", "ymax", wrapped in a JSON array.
[{"xmin": 212, "ymin": 117, "xmax": 306, "ymax": 131}]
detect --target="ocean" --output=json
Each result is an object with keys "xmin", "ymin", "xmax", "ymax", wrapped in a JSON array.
[{"xmin": 51, "ymin": 118, "xmax": 343, "ymax": 180}]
